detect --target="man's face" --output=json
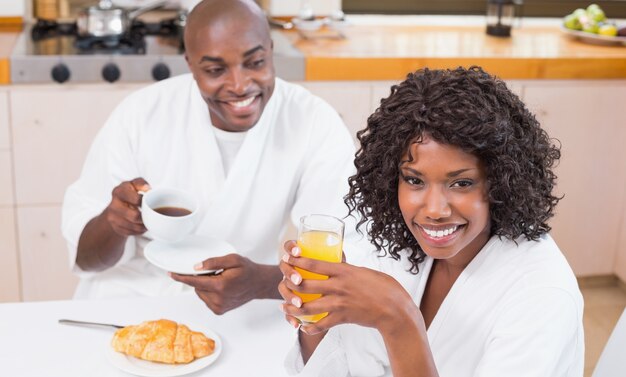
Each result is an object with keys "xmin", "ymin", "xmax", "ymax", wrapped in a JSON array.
[{"xmin": 185, "ymin": 19, "xmax": 275, "ymax": 132}]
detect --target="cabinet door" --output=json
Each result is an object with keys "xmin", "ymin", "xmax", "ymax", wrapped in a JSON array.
[
  {"xmin": 10, "ymin": 84, "xmax": 144, "ymax": 205},
  {"xmin": 298, "ymin": 81, "xmax": 372, "ymax": 145},
  {"xmin": 10, "ymin": 84, "xmax": 144, "ymax": 301},
  {"xmin": 617, "ymin": 205, "xmax": 626, "ymax": 282},
  {"xmin": 0, "ymin": 90, "xmax": 9, "ymax": 150},
  {"xmin": 523, "ymin": 81, "xmax": 626, "ymax": 277},
  {"xmin": 0, "ymin": 206, "xmax": 19, "ymax": 303},
  {"xmin": 0, "ymin": 91, "xmax": 13, "ymax": 206},
  {"xmin": 0, "ymin": 89, "xmax": 19, "ymax": 302},
  {"xmin": 17, "ymin": 206, "xmax": 78, "ymax": 301}
]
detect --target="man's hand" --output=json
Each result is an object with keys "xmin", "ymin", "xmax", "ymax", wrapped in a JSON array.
[
  {"xmin": 76, "ymin": 178, "xmax": 151, "ymax": 271},
  {"xmin": 104, "ymin": 178, "xmax": 151, "ymax": 237},
  {"xmin": 170, "ymin": 254, "xmax": 283, "ymax": 315}
]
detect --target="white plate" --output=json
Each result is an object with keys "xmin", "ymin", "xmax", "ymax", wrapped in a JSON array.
[
  {"xmin": 144, "ymin": 235, "xmax": 236, "ymax": 275},
  {"xmin": 106, "ymin": 327, "xmax": 222, "ymax": 377},
  {"xmin": 560, "ymin": 26, "xmax": 626, "ymax": 46}
]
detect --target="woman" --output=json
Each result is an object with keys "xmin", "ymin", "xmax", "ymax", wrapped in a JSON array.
[{"xmin": 279, "ymin": 67, "xmax": 584, "ymax": 377}]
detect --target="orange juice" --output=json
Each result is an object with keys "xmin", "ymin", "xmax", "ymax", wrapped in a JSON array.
[{"xmin": 294, "ymin": 230, "xmax": 343, "ymax": 323}]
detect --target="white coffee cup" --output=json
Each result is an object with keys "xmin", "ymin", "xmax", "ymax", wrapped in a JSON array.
[{"xmin": 141, "ymin": 187, "xmax": 200, "ymax": 244}]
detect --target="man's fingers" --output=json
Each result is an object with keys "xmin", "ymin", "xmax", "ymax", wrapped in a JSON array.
[
  {"xmin": 194, "ymin": 253, "xmax": 244, "ymax": 272},
  {"xmin": 110, "ymin": 202, "xmax": 143, "ymax": 225},
  {"xmin": 113, "ymin": 181, "xmax": 145, "ymax": 207},
  {"xmin": 130, "ymin": 178, "xmax": 151, "ymax": 194},
  {"xmin": 169, "ymin": 272, "xmax": 218, "ymax": 289},
  {"xmin": 112, "ymin": 221, "xmax": 146, "ymax": 236}
]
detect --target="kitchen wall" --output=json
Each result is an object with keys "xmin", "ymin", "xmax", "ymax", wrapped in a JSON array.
[
  {"xmin": 0, "ymin": 0, "xmax": 26, "ymax": 17},
  {"xmin": 260, "ymin": 0, "xmax": 341, "ymax": 17}
]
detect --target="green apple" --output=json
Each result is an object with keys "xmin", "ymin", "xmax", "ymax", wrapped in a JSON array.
[
  {"xmin": 583, "ymin": 21, "xmax": 599, "ymax": 34},
  {"xmin": 586, "ymin": 4, "xmax": 607, "ymax": 22},
  {"xmin": 598, "ymin": 23, "xmax": 618, "ymax": 37},
  {"xmin": 564, "ymin": 13, "xmax": 583, "ymax": 30},
  {"xmin": 573, "ymin": 8, "xmax": 587, "ymax": 21}
]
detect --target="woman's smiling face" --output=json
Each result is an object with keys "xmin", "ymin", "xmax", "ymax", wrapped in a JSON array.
[{"xmin": 398, "ymin": 136, "xmax": 492, "ymax": 264}]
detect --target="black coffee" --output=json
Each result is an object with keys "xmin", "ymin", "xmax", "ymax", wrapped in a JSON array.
[{"xmin": 154, "ymin": 206, "xmax": 192, "ymax": 217}]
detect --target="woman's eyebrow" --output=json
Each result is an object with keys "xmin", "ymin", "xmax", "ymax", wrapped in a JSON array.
[
  {"xmin": 399, "ymin": 167, "xmax": 422, "ymax": 176},
  {"xmin": 399, "ymin": 167, "xmax": 476, "ymax": 177},
  {"xmin": 447, "ymin": 168, "xmax": 476, "ymax": 177}
]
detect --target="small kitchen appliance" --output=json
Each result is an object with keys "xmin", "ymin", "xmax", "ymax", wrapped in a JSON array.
[{"xmin": 486, "ymin": 0, "xmax": 521, "ymax": 37}]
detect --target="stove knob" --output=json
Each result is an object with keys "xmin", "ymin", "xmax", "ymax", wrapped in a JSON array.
[
  {"xmin": 102, "ymin": 63, "xmax": 121, "ymax": 83},
  {"xmin": 152, "ymin": 63, "xmax": 171, "ymax": 81},
  {"xmin": 51, "ymin": 63, "xmax": 70, "ymax": 84}
]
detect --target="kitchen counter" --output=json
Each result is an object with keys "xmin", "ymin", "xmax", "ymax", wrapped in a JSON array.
[
  {"xmin": 3, "ymin": 15, "xmax": 626, "ymax": 84},
  {"xmin": 281, "ymin": 16, "xmax": 626, "ymax": 80},
  {"xmin": 0, "ymin": 32, "xmax": 19, "ymax": 84}
]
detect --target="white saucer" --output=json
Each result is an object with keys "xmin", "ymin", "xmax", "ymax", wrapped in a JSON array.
[{"xmin": 144, "ymin": 235, "xmax": 236, "ymax": 275}]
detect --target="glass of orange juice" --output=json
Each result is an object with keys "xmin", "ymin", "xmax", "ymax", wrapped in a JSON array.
[{"xmin": 294, "ymin": 214, "xmax": 344, "ymax": 324}]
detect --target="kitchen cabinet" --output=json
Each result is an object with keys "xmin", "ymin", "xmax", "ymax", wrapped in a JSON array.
[
  {"xmin": 522, "ymin": 80, "xmax": 626, "ymax": 277},
  {"xmin": 299, "ymin": 81, "xmax": 373, "ymax": 143},
  {"xmin": 0, "ymin": 89, "xmax": 20, "ymax": 302},
  {"xmin": 617, "ymin": 206, "xmax": 626, "ymax": 283},
  {"xmin": 11, "ymin": 84, "xmax": 142, "ymax": 204},
  {"xmin": 16, "ymin": 206, "xmax": 78, "ymax": 301},
  {"xmin": 8, "ymin": 84, "xmax": 142, "ymax": 301},
  {"xmin": 0, "ymin": 207, "xmax": 19, "ymax": 302}
]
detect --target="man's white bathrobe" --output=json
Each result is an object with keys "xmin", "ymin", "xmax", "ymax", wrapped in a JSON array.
[
  {"xmin": 62, "ymin": 74, "xmax": 356, "ymax": 300},
  {"xmin": 286, "ymin": 234, "xmax": 584, "ymax": 377}
]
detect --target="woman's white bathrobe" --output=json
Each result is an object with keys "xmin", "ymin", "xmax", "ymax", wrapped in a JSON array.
[
  {"xmin": 286, "ymin": 234, "xmax": 584, "ymax": 377},
  {"xmin": 62, "ymin": 74, "xmax": 356, "ymax": 300}
]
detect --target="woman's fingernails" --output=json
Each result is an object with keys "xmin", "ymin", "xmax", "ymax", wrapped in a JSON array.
[
  {"xmin": 281, "ymin": 253, "xmax": 289, "ymax": 263},
  {"xmin": 291, "ymin": 297, "xmax": 302, "ymax": 308},
  {"xmin": 291, "ymin": 320, "xmax": 301, "ymax": 329},
  {"xmin": 278, "ymin": 303, "xmax": 285, "ymax": 313},
  {"xmin": 291, "ymin": 274, "xmax": 302, "ymax": 285},
  {"xmin": 291, "ymin": 246, "xmax": 301, "ymax": 256}
]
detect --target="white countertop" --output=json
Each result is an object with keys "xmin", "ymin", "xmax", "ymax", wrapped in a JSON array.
[{"xmin": 0, "ymin": 294, "xmax": 295, "ymax": 377}]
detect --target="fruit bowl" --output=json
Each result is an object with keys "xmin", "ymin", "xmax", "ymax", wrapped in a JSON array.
[{"xmin": 560, "ymin": 26, "xmax": 626, "ymax": 46}]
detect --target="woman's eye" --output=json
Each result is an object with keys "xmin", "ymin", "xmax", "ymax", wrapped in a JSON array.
[
  {"xmin": 452, "ymin": 179, "xmax": 473, "ymax": 188},
  {"xmin": 402, "ymin": 175, "xmax": 423, "ymax": 186}
]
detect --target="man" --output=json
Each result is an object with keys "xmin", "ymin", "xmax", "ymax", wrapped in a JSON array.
[{"xmin": 61, "ymin": 0, "xmax": 356, "ymax": 315}]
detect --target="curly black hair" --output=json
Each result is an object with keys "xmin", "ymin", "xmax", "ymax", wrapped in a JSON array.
[{"xmin": 345, "ymin": 66, "xmax": 561, "ymax": 273}]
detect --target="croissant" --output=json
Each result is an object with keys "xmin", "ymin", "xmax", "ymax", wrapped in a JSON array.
[{"xmin": 111, "ymin": 319, "xmax": 215, "ymax": 364}]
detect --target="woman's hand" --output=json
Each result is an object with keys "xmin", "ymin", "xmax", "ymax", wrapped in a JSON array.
[{"xmin": 278, "ymin": 240, "xmax": 419, "ymax": 336}]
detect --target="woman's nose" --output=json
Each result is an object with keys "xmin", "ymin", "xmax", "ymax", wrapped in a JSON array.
[{"xmin": 423, "ymin": 187, "xmax": 452, "ymax": 220}]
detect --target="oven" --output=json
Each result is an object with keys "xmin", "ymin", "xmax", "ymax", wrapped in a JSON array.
[
  {"xmin": 10, "ymin": 9, "xmax": 192, "ymax": 84},
  {"xmin": 10, "ymin": 7, "xmax": 305, "ymax": 84}
]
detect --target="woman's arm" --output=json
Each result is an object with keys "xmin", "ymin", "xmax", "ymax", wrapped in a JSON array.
[{"xmin": 280, "ymin": 243, "xmax": 439, "ymax": 376}]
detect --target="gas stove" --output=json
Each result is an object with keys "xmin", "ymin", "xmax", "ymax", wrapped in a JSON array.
[{"xmin": 11, "ymin": 16, "xmax": 189, "ymax": 84}]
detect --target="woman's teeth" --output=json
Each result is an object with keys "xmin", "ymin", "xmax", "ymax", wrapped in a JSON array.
[
  {"xmin": 230, "ymin": 96, "xmax": 255, "ymax": 108},
  {"xmin": 423, "ymin": 225, "xmax": 459, "ymax": 238}
]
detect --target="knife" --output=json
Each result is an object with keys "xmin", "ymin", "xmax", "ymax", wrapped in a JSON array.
[{"xmin": 58, "ymin": 319, "xmax": 125, "ymax": 329}]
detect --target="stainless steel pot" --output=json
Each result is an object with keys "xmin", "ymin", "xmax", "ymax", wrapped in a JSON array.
[{"xmin": 76, "ymin": 0, "xmax": 166, "ymax": 38}]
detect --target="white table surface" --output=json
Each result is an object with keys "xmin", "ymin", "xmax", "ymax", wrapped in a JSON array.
[{"xmin": 0, "ymin": 294, "xmax": 295, "ymax": 377}]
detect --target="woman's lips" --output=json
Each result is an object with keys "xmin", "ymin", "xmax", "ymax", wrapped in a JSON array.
[{"xmin": 418, "ymin": 224, "xmax": 465, "ymax": 245}]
